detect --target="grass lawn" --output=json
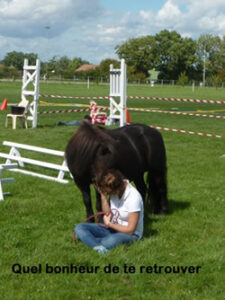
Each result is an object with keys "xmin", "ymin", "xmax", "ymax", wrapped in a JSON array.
[{"xmin": 0, "ymin": 81, "xmax": 224, "ymax": 299}]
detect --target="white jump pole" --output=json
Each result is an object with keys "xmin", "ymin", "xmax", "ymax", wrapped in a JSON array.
[
  {"xmin": 108, "ymin": 59, "xmax": 127, "ymax": 127},
  {"xmin": 22, "ymin": 58, "xmax": 40, "ymax": 128}
]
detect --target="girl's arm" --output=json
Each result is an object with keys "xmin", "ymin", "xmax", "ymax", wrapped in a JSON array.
[
  {"xmin": 104, "ymin": 212, "xmax": 140, "ymax": 235},
  {"xmin": 100, "ymin": 192, "xmax": 110, "ymax": 213},
  {"xmin": 95, "ymin": 185, "xmax": 111, "ymax": 213}
]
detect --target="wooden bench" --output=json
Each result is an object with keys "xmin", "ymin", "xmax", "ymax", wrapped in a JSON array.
[
  {"xmin": 0, "ymin": 163, "xmax": 17, "ymax": 201},
  {"xmin": 0, "ymin": 141, "xmax": 71, "ymax": 184}
]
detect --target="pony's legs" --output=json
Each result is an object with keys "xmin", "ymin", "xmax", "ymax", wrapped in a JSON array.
[
  {"xmin": 134, "ymin": 176, "xmax": 147, "ymax": 202},
  {"xmin": 95, "ymin": 189, "xmax": 103, "ymax": 223},
  {"xmin": 95, "ymin": 189, "xmax": 101, "ymax": 212},
  {"xmin": 157, "ymin": 172, "xmax": 168, "ymax": 214},
  {"xmin": 148, "ymin": 171, "xmax": 168, "ymax": 215},
  {"xmin": 79, "ymin": 185, "xmax": 95, "ymax": 222}
]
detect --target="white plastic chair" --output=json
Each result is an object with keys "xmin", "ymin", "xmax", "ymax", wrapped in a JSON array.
[{"xmin": 5, "ymin": 99, "xmax": 29, "ymax": 129}]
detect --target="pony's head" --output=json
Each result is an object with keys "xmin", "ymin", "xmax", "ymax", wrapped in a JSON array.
[
  {"xmin": 91, "ymin": 125, "xmax": 120, "ymax": 181},
  {"xmin": 65, "ymin": 121, "xmax": 118, "ymax": 182}
]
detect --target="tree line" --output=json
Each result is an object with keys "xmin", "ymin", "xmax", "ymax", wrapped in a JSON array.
[
  {"xmin": 1, "ymin": 30, "xmax": 225, "ymax": 85},
  {"xmin": 115, "ymin": 30, "xmax": 225, "ymax": 85}
]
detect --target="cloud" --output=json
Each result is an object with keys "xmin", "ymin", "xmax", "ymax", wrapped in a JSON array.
[
  {"xmin": 135, "ymin": 0, "xmax": 225, "ymax": 38},
  {"xmin": 0, "ymin": 0, "xmax": 102, "ymax": 38},
  {"xmin": 1, "ymin": 0, "xmax": 225, "ymax": 63},
  {"xmin": 71, "ymin": 0, "xmax": 225, "ymax": 62},
  {"xmin": 96, "ymin": 24, "xmax": 124, "ymax": 43},
  {"xmin": 157, "ymin": 1, "xmax": 181, "ymax": 20},
  {"xmin": 168, "ymin": 0, "xmax": 225, "ymax": 35}
]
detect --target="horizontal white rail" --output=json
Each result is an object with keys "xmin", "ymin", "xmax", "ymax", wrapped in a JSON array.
[
  {"xmin": 0, "ymin": 153, "xmax": 68, "ymax": 172},
  {"xmin": 3, "ymin": 141, "xmax": 64, "ymax": 157},
  {"xmin": 10, "ymin": 168, "xmax": 68, "ymax": 184},
  {"xmin": 0, "ymin": 141, "xmax": 71, "ymax": 184}
]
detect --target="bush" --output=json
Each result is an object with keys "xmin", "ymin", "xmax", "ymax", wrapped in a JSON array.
[
  {"xmin": 177, "ymin": 72, "xmax": 188, "ymax": 86},
  {"xmin": 214, "ymin": 68, "xmax": 225, "ymax": 87}
]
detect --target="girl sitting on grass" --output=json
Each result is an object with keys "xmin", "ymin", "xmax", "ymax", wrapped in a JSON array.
[{"xmin": 74, "ymin": 169, "xmax": 144, "ymax": 254}]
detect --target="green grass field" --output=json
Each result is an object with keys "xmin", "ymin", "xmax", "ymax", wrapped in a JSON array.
[{"xmin": 0, "ymin": 82, "xmax": 224, "ymax": 299}]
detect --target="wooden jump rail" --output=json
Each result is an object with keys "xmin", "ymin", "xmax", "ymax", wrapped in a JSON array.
[{"xmin": 0, "ymin": 141, "xmax": 71, "ymax": 184}]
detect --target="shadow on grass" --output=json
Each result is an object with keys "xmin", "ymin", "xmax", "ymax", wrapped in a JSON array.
[
  {"xmin": 143, "ymin": 219, "xmax": 158, "ymax": 238},
  {"xmin": 168, "ymin": 199, "xmax": 191, "ymax": 214},
  {"xmin": 143, "ymin": 199, "xmax": 190, "ymax": 238},
  {"xmin": 143, "ymin": 203, "xmax": 159, "ymax": 238},
  {"xmin": 37, "ymin": 124, "xmax": 60, "ymax": 129}
]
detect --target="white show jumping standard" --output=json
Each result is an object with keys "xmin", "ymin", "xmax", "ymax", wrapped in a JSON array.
[
  {"xmin": 19, "ymin": 58, "xmax": 127, "ymax": 128},
  {"xmin": 22, "ymin": 58, "xmax": 40, "ymax": 128},
  {"xmin": 108, "ymin": 59, "xmax": 127, "ymax": 127},
  {"xmin": 0, "ymin": 141, "xmax": 71, "ymax": 184}
]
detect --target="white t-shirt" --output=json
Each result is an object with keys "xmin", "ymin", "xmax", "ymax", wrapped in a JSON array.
[{"xmin": 110, "ymin": 180, "xmax": 144, "ymax": 239}]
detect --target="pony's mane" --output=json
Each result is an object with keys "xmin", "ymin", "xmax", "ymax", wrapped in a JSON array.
[{"xmin": 65, "ymin": 121, "xmax": 116, "ymax": 178}]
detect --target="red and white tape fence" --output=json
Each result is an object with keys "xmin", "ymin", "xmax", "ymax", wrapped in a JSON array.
[
  {"xmin": 39, "ymin": 105, "xmax": 225, "ymax": 121},
  {"xmin": 128, "ymin": 96, "xmax": 225, "ymax": 105},
  {"xmin": 40, "ymin": 94, "xmax": 109, "ymax": 100},
  {"xmin": 129, "ymin": 107, "xmax": 225, "ymax": 120},
  {"xmin": 150, "ymin": 125, "xmax": 225, "ymax": 140},
  {"xmin": 38, "ymin": 107, "xmax": 90, "ymax": 115},
  {"xmin": 38, "ymin": 107, "xmax": 108, "ymax": 115},
  {"xmin": 38, "ymin": 95, "xmax": 225, "ymax": 140},
  {"xmin": 40, "ymin": 94, "xmax": 225, "ymax": 105}
]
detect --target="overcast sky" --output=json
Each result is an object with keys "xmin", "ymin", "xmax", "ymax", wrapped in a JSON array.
[{"xmin": 0, "ymin": 0, "xmax": 225, "ymax": 63}]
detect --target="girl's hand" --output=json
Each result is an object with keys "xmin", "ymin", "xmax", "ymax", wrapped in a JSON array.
[
  {"xmin": 93, "ymin": 183, "xmax": 100, "ymax": 191},
  {"xmin": 103, "ymin": 213, "xmax": 112, "ymax": 226},
  {"xmin": 94, "ymin": 183, "xmax": 107, "ymax": 196}
]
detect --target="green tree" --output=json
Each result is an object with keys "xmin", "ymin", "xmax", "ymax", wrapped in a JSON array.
[
  {"xmin": 115, "ymin": 30, "xmax": 197, "ymax": 80},
  {"xmin": 177, "ymin": 72, "xmax": 188, "ymax": 86},
  {"xmin": 214, "ymin": 68, "xmax": 225, "ymax": 86},
  {"xmin": 3, "ymin": 51, "xmax": 38, "ymax": 70},
  {"xmin": 115, "ymin": 35, "xmax": 155, "ymax": 76},
  {"xmin": 217, "ymin": 36, "xmax": 225, "ymax": 69},
  {"xmin": 24, "ymin": 53, "xmax": 38, "ymax": 65},
  {"xmin": 57, "ymin": 56, "xmax": 71, "ymax": 78},
  {"xmin": 153, "ymin": 30, "xmax": 197, "ymax": 80},
  {"xmin": 68, "ymin": 57, "xmax": 88, "ymax": 77},
  {"xmin": 196, "ymin": 34, "xmax": 222, "ymax": 81},
  {"xmin": 98, "ymin": 58, "xmax": 120, "ymax": 77},
  {"xmin": 43, "ymin": 56, "xmax": 89, "ymax": 79}
]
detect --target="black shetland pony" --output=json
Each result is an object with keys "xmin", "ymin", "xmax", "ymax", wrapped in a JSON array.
[{"xmin": 65, "ymin": 121, "xmax": 168, "ymax": 220}]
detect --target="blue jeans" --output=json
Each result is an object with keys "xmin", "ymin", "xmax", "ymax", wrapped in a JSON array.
[{"xmin": 75, "ymin": 223, "xmax": 138, "ymax": 249}]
